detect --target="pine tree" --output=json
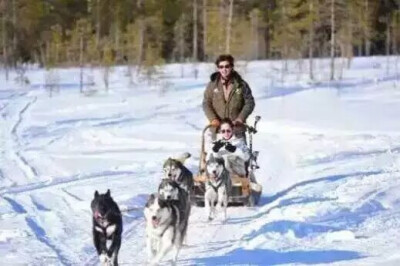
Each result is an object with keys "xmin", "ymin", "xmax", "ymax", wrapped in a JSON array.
[
  {"xmin": 272, "ymin": 0, "xmax": 303, "ymax": 70},
  {"xmin": 124, "ymin": 22, "xmax": 141, "ymax": 84},
  {"xmin": 230, "ymin": 11, "xmax": 251, "ymax": 60},
  {"xmin": 1, "ymin": 0, "xmax": 9, "ymax": 80},
  {"xmin": 225, "ymin": 0, "xmax": 234, "ymax": 53},
  {"xmin": 204, "ymin": 0, "xmax": 225, "ymax": 60}
]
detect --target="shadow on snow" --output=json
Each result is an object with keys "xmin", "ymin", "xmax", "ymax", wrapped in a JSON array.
[{"xmin": 191, "ymin": 248, "xmax": 363, "ymax": 265}]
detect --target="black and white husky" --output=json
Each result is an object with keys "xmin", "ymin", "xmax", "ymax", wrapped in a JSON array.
[
  {"xmin": 91, "ymin": 189, "xmax": 122, "ymax": 266},
  {"xmin": 205, "ymin": 154, "xmax": 231, "ymax": 221},
  {"xmin": 163, "ymin": 152, "xmax": 194, "ymax": 194},
  {"xmin": 144, "ymin": 193, "xmax": 185, "ymax": 265}
]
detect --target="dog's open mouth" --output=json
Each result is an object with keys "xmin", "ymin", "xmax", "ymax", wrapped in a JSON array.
[
  {"xmin": 209, "ymin": 174, "xmax": 220, "ymax": 182},
  {"xmin": 209, "ymin": 173, "xmax": 217, "ymax": 179},
  {"xmin": 94, "ymin": 211, "xmax": 108, "ymax": 224},
  {"xmin": 152, "ymin": 217, "xmax": 160, "ymax": 227},
  {"xmin": 94, "ymin": 210, "xmax": 102, "ymax": 220}
]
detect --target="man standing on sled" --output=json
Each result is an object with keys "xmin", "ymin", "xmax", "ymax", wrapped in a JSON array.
[
  {"xmin": 201, "ymin": 54, "xmax": 261, "ymax": 205},
  {"xmin": 202, "ymin": 54, "xmax": 255, "ymax": 140}
]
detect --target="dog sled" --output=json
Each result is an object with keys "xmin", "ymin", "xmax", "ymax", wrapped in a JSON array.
[{"xmin": 193, "ymin": 116, "xmax": 262, "ymax": 207}]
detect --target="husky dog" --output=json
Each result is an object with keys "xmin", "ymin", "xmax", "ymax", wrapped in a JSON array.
[
  {"xmin": 163, "ymin": 153, "xmax": 193, "ymax": 194},
  {"xmin": 91, "ymin": 190, "xmax": 122, "ymax": 266},
  {"xmin": 204, "ymin": 154, "xmax": 231, "ymax": 221},
  {"xmin": 144, "ymin": 194, "xmax": 185, "ymax": 265},
  {"xmin": 158, "ymin": 179, "xmax": 191, "ymax": 243},
  {"xmin": 163, "ymin": 152, "xmax": 193, "ymax": 194}
]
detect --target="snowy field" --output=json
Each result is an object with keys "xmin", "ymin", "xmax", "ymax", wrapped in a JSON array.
[{"xmin": 1, "ymin": 56, "xmax": 400, "ymax": 265}]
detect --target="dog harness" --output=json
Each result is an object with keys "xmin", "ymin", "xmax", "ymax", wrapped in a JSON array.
[{"xmin": 208, "ymin": 179, "xmax": 224, "ymax": 193}]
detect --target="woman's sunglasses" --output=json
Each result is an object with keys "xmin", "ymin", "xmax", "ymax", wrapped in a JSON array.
[
  {"xmin": 218, "ymin": 64, "xmax": 231, "ymax": 69},
  {"xmin": 220, "ymin": 129, "xmax": 232, "ymax": 134}
]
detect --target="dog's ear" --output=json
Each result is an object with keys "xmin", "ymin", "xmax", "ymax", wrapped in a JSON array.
[
  {"xmin": 158, "ymin": 180, "xmax": 164, "ymax": 191},
  {"xmin": 209, "ymin": 153, "xmax": 214, "ymax": 160},
  {"xmin": 146, "ymin": 194, "xmax": 155, "ymax": 207},
  {"xmin": 105, "ymin": 189, "xmax": 111, "ymax": 197},
  {"xmin": 216, "ymin": 157, "xmax": 225, "ymax": 166},
  {"xmin": 158, "ymin": 197, "xmax": 167, "ymax": 208},
  {"xmin": 163, "ymin": 158, "xmax": 172, "ymax": 167},
  {"xmin": 94, "ymin": 190, "xmax": 99, "ymax": 198}
]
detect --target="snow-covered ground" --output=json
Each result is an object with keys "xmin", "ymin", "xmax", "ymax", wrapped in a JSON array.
[{"xmin": 1, "ymin": 56, "xmax": 400, "ymax": 265}]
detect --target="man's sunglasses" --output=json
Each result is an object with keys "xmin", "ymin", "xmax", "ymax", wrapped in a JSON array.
[
  {"xmin": 218, "ymin": 64, "xmax": 231, "ymax": 69},
  {"xmin": 220, "ymin": 129, "xmax": 232, "ymax": 134}
]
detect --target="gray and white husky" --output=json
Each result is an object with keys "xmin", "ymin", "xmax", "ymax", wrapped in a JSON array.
[
  {"xmin": 144, "ymin": 193, "xmax": 185, "ymax": 265},
  {"xmin": 163, "ymin": 152, "xmax": 193, "ymax": 194},
  {"xmin": 205, "ymin": 154, "xmax": 231, "ymax": 221},
  {"xmin": 158, "ymin": 179, "xmax": 191, "ymax": 243}
]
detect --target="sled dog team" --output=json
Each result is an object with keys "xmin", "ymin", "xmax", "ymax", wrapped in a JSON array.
[
  {"xmin": 90, "ymin": 53, "xmax": 255, "ymax": 265},
  {"xmin": 91, "ymin": 152, "xmax": 231, "ymax": 266}
]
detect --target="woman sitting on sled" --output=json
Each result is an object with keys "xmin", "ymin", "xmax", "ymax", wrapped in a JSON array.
[{"xmin": 206, "ymin": 118, "xmax": 250, "ymax": 177}]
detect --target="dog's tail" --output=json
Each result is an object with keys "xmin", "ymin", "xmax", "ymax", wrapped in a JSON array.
[{"xmin": 175, "ymin": 152, "xmax": 191, "ymax": 164}]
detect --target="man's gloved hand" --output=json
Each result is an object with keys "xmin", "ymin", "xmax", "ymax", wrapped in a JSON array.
[
  {"xmin": 212, "ymin": 140, "xmax": 225, "ymax": 152},
  {"xmin": 225, "ymin": 143, "xmax": 237, "ymax": 153},
  {"xmin": 210, "ymin": 119, "xmax": 220, "ymax": 127},
  {"xmin": 233, "ymin": 118, "xmax": 243, "ymax": 126}
]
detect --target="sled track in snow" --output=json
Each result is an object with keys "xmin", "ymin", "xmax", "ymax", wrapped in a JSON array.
[
  {"xmin": 0, "ymin": 170, "xmax": 137, "ymax": 196},
  {"xmin": 25, "ymin": 216, "xmax": 71, "ymax": 266},
  {"xmin": 10, "ymin": 97, "xmax": 39, "ymax": 180}
]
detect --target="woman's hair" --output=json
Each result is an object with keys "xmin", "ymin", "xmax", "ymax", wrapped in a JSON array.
[
  {"xmin": 215, "ymin": 54, "xmax": 235, "ymax": 68},
  {"xmin": 218, "ymin": 118, "xmax": 234, "ymax": 132}
]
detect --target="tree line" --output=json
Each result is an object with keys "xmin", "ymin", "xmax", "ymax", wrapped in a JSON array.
[{"xmin": 0, "ymin": 0, "xmax": 399, "ymax": 73}]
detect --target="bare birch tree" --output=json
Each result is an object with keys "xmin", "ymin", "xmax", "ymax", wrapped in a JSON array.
[
  {"xmin": 225, "ymin": 0, "xmax": 233, "ymax": 53},
  {"xmin": 203, "ymin": 0, "xmax": 207, "ymax": 60},
  {"xmin": 330, "ymin": 0, "xmax": 336, "ymax": 80},
  {"xmin": 250, "ymin": 9, "xmax": 260, "ymax": 60},
  {"xmin": 193, "ymin": 0, "xmax": 198, "ymax": 61},
  {"xmin": 1, "ymin": 0, "xmax": 9, "ymax": 80},
  {"xmin": 136, "ymin": 0, "xmax": 144, "ymax": 75},
  {"xmin": 308, "ymin": 0, "xmax": 315, "ymax": 80}
]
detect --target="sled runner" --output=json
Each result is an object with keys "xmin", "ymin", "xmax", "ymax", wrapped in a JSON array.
[{"xmin": 193, "ymin": 116, "xmax": 262, "ymax": 207}]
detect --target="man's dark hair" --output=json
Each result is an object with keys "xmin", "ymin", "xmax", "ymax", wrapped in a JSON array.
[{"xmin": 215, "ymin": 54, "xmax": 235, "ymax": 67}]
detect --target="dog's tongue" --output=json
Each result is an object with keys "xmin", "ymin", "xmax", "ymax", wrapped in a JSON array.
[
  {"xmin": 94, "ymin": 211, "xmax": 101, "ymax": 219},
  {"xmin": 152, "ymin": 218, "xmax": 160, "ymax": 227}
]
